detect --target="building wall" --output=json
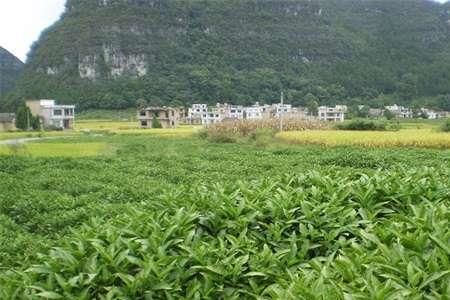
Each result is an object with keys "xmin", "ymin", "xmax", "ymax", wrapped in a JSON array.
[
  {"xmin": 0, "ymin": 121, "xmax": 16, "ymax": 132},
  {"xmin": 139, "ymin": 108, "xmax": 181, "ymax": 128},
  {"xmin": 25, "ymin": 100, "xmax": 43, "ymax": 116}
]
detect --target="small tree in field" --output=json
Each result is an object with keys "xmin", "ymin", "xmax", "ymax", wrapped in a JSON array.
[
  {"xmin": 15, "ymin": 105, "xmax": 31, "ymax": 130},
  {"xmin": 384, "ymin": 110, "xmax": 395, "ymax": 120},
  {"xmin": 152, "ymin": 115, "xmax": 162, "ymax": 128}
]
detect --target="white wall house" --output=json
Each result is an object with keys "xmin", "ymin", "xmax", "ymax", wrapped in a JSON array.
[
  {"xmin": 385, "ymin": 104, "xmax": 413, "ymax": 118},
  {"xmin": 227, "ymin": 105, "xmax": 244, "ymax": 119},
  {"xmin": 272, "ymin": 103, "xmax": 292, "ymax": 118},
  {"xmin": 420, "ymin": 108, "xmax": 438, "ymax": 119},
  {"xmin": 187, "ymin": 104, "xmax": 207, "ymax": 124},
  {"xmin": 26, "ymin": 99, "xmax": 75, "ymax": 129},
  {"xmin": 319, "ymin": 106, "xmax": 346, "ymax": 122}
]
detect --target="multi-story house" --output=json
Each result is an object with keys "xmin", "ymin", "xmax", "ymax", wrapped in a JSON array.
[
  {"xmin": 187, "ymin": 104, "xmax": 207, "ymax": 124},
  {"xmin": 227, "ymin": 105, "xmax": 244, "ymax": 119},
  {"xmin": 186, "ymin": 104, "xmax": 208, "ymax": 125},
  {"xmin": 272, "ymin": 103, "xmax": 292, "ymax": 118},
  {"xmin": 385, "ymin": 104, "xmax": 413, "ymax": 118},
  {"xmin": 318, "ymin": 105, "xmax": 346, "ymax": 122},
  {"xmin": 138, "ymin": 106, "xmax": 181, "ymax": 128},
  {"xmin": 26, "ymin": 99, "xmax": 75, "ymax": 129}
]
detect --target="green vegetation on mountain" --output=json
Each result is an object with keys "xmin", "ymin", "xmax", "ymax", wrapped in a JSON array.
[
  {"xmin": 0, "ymin": 47, "xmax": 24, "ymax": 104},
  {"xmin": 3, "ymin": 0, "xmax": 450, "ymax": 111}
]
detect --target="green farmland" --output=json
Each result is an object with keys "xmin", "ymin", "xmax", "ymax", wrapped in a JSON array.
[{"xmin": 0, "ymin": 126, "xmax": 450, "ymax": 299}]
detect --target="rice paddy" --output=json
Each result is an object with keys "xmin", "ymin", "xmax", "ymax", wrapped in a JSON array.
[{"xmin": 278, "ymin": 129, "xmax": 450, "ymax": 149}]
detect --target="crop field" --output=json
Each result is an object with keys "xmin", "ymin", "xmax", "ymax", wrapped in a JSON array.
[
  {"xmin": 279, "ymin": 129, "xmax": 450, "ymax": 149},
  {"xmin": 0, "ymin": 124, "xmax": 450, "ymax": 298},
  {"xmin": 0, "ymin": 141, "xmax": 110, "ymax": 157},
  {"xmin": 75, "ymin": 120, "xmax": 199, "ymax": 137}
]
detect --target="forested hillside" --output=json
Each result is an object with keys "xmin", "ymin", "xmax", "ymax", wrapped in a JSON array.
[
  {"xmin": 0, "ymin": 47, "xmax": 24, "ymax": 104},
  {"xmin": 3, "ymin": 0, "xmax": 450, "ymax": 111}
]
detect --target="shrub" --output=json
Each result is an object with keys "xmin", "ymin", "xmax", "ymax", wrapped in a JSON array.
[
  {"xmin": 441, "ymin": 118, "xmax": 450, "ymax": 132},
  {"xmin": 151, "ymin": 116, "xmax": 162, "ymax": 128},
  {"xmin": 336, "ymin": 119, "xmax": 387, "ymax": 131},
  {"xmin": 250, "ymin": 128, "xmax": 276, "ymax": 148}
]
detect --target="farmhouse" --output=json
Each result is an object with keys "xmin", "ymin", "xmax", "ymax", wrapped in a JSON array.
[
  {"xmin": 26, "ymin": 100, "xmax": 75, "ymax": 129},
  {"xmin": 187, "ymin": 104, "xmax": 207, "ymax": 124},
  {"xmin": 138, "ymin": 107, "xmax": 181, "ymax": 128},
  {"xmin": 385, "ymin": 104, "xmax": 413, "ymax": 118},
  {"xmin": 369, "ymin": 108, "xmax": 385, "ymax": 118},
  {"xmin": 244, "ymin": 102, "xmax": 272, "ymax": 120},
  {"xmin": 0, "ymin": 113, "xmax": 16, "ymax": 131},
  {"xmin": 318, "ymin": 105, "xmax": 346, "ymax": 122}
]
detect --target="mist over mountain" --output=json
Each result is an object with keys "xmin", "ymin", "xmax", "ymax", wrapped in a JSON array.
[
  {"xmin": 3, "ymin": 0, "xmax": 450, "ymax": 111},
  {"xmin": 0, "ymin": 47, "xmax": 24, "ymax": 104}
]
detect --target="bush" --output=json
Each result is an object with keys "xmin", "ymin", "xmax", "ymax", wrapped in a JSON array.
[
  {"xmin": 336, "ymin": 119, "xmax": 387, "ymax": 131},
  {"xmin": 441, "ymin": 119, "xmax": 450, "ymax": 132},
  {"xmin": 205, "ymin": 130, "xmax": 237, "ymax": 143},
  {"xmin": 250, "ymin": 128, "xmax": 276, "ymax": 148},
  {"xmin": 152, "ymin": 116, "xmax": 162, "ymax": 128}
]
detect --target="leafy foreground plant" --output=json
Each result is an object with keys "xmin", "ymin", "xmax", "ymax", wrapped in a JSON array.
[{"xmin": 1, "ymin": 168, "xmax": 450, "ymax": 299}]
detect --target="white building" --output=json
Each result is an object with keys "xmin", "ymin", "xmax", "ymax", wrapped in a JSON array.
[
  {"xmin": 385, "ymin": 104, "xmax": 413, "ymax": 118},
  {"xmin": 227, "ymin": 105, "xmax": 244, "ymax": 119},
  {"xmin": 187, "ymin": 104, "xmax": 207, "ymax": 124},
  {"xmin": 319, "ymin": 105, "xmax": 346, "ymax": 122},
  {"xmin": 272, "ymin": 103, "xmax": 292, "ymax": 118},
  {"xmin": 420, "ymin": 108, "xmax": 438, "ymax": 119},
  {"xmin": 26, "ymin": 99, "xmax": 75, "ymax": 129}
]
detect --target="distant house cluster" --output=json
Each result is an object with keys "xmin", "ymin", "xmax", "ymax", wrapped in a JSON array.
[
  {"xmin": 186, "ymin": 102, "xmax": 334, "ymax": 125},
  {"xmin": 368, "ymin": 104, "xmax": 450, "ymax": 119},
  {"xmin": 136, "ymin": 102, "xmax": 349, "ymax": 128}
]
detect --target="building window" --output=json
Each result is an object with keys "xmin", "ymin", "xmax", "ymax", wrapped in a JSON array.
[
  {"xmin": 140, "ymin": 110, "xmax": 146, "ymax": 116},
  {"xmin": 141, "ymin": 121, "xmax": 148, "ymax": 127},
  {"xmin": 165, "ymin": 112, "xmax": 169, "ymax": 118},
  {"xmin": 53, "ymin": 109, "xmax": 62, "ymax": 116},
  {"xmin": 171, "ymin": 121, "xmax": 175, "ymax": 126}
]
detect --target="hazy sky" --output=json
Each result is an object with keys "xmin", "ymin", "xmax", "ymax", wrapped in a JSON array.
[
  {"xmin": 0, "ymin": 0, "xmax": 448, "ymax": 62},
  {"xmin": 0, "ymin": 0, "xmax": 66, "ymax": 62}
]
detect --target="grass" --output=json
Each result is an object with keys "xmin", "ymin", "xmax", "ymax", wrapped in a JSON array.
[
  {"xmin": 0, "ymin": 142, "xmax": 110, "ymax": 157},
  {"xmin": 279, "ymin": 129, "xmax": 450, "ymax": 149}
]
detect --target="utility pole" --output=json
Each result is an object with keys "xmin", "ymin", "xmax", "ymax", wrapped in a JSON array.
[
  {"xmin": 27, "ymin": 109, "xmax": 30, "ymax": 131},
  {"xmin": 280, "ymin": 91, "xmax": 284, "ymax": 132}
]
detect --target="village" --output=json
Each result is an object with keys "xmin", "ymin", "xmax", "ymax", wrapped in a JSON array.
[{"xmin": 1, "ymin": 99, "xmax": 450, "ymax": 131}]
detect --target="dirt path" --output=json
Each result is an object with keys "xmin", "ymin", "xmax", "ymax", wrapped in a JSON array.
[{"xmin": 0, "ymin": 136, "xmax": 72, "ymax": 145}]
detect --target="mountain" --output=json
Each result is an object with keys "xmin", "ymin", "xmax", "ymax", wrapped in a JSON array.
[
  {"xmin": 7, "ymin": 0, "xmax": 450, "ymax": 110},
  {"xmin": 0, "ymin": 47, "xmax": 24, "ymax": 103}
]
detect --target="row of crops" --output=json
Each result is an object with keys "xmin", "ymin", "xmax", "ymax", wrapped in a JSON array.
[{"xmin": 0, "ymin": 135, "xmax": 449, "ymax": 298}]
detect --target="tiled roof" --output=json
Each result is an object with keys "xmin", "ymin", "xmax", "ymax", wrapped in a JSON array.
[{"xmin": 0, "ymin": 113, "xmax": 15, "ymax": 122}]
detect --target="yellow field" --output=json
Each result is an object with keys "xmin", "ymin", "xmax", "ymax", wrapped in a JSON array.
[
  {"xmin": 0, "ymin": 142, "xmax": 109, "ymax": 157},
  {"xmin": 75, "ymin": 120, "xmax": 138, "ymax": 131},
  {"xmin": 278, "ymin": 129, "xmax": 450, "ymax": 149},
  {"xmin": 76, "ymin": 120, "xmax": 200, "ymax": 137}
]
